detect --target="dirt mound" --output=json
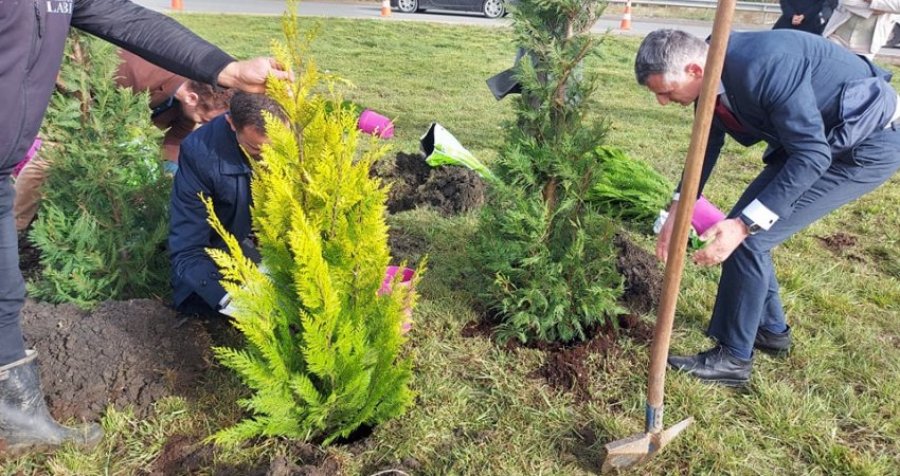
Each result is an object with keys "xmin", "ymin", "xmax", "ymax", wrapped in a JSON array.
[
  {"xmin": 614, "ymin": 234, "xmax": 663, "ymax": 315},
  {"xmin": 21, "ymin": 299, "xmax": 213, "ymax": 422},
  {"xmin": 817, "ymin": 232, "xmax": 858, "ymax": 254},
  {"xmin": 463, "ymin": 309, "xmax": 652, "ymax": 402},
  {"xmin": 17, "ymin": 231, "xmax": 42, "ymax": 283},
  {"xmin": 534, "ymin": 313, "xmax": 651, "ymax": 402},
  {"xmin": 373, "ymin": 152, "xmax": 485, "ymax": 215},
  {"xmin": 147, "ymin": 435, "xmax": 341, "ymax": 476}
]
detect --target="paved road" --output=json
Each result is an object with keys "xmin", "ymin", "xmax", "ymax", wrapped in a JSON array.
[
  {"xmin": 133, "ymin": 0, "xmax": 900, "ymax": 63},
  {"xmin": 133, "ymin": 0, "xmax": 763, "ymax": 38}
]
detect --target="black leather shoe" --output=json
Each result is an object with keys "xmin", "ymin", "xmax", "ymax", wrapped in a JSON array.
[
  {"xmin": 754, "ymin": 326, "xmax": 791, "ymax": 355},
  {"xmin": 667, "ymin": 346, "xmax": 752, "ymax": 387}
]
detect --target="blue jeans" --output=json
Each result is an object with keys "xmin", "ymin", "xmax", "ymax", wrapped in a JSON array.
[
  {"xmin": 708, "ymin": 125, "xmax": 900, "ymax": 357},
  {"xmin": 0, "ymin": 176, "xmax": 27, "ymax": 365}
]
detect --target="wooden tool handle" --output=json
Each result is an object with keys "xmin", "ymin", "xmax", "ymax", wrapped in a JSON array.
[{"xmin": 647, "ymin": 0, "xmax": 737, "ymax": 410}]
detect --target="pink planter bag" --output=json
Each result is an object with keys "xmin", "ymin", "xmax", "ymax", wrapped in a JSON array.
[
  {"xmin": 357, "ymin": 109, "xmax": 394, "ymax": 139},
  {"xmin": 12, "ymin": 138, "xmax": 42, "ymax": 178},
  {"xmin": 691, "ymin": 195, "xmax": 726, "ymax": 236},
  {"xmin": 378, "ymin": 266, "xmax": 415, "ymax": 333}
]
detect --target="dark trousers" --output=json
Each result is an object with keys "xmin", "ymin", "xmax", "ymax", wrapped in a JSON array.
[
  {"xmin": 0, "ymin": 176, "xmax": 27, "ymax": 365},
  {"xmin": 709, "ymin": 125, "xmax": 900, "ymax": 357}
]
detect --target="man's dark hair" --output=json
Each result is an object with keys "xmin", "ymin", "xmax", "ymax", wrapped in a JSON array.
[
  {"xmin": 185, "ymin": 81, "xmax": 235, "ymax": 114},
  {"xmin": 634, "ymin": 29, "xmax": 708, "ymax": 86},
  {"xmin": 228, "ymin": 92, "xmax": 287, "ymax": 131}
]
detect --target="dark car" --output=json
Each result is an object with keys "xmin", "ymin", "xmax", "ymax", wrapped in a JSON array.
[{"xmin": 391, "ymin": 0, "xmax": 507, "ymax": 18}]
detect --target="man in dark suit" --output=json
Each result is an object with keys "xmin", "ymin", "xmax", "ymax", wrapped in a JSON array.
[
  {"xmin": 773, "ymin": 0, "xmax": 833, "ymax": 34},
  {"xmin": 635, "ymin": 29, "xmax": 900, "ymax": 386},
  {"xmin": 168, "ymin": 92, "xmax": 285, "ymax": 316}
]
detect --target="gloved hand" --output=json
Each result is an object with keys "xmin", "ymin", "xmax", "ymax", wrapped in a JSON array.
[{"xmin": 217, "ymin": 262, "xmax": 269, "ymax": 318}]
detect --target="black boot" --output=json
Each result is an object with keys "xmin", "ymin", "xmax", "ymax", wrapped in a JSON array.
[
  {"xmin": 754, "ymin": 325, "xmax": 792, "ymax": 355},
  {"xmin": 667, "ymin": 346, "xmax": 752, "ymax": 387},
  {"xmin": 0, "ymin": 350, "xmax": 103, "ymax": 454}
]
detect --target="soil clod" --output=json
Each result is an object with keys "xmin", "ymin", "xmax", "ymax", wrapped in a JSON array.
[
  {"xmin": 372, "ymin": 152, "xmax": 485, "ymax": 215},
  {"xmin": 614, "ymin": 234, "xmax": 663, "ymax": 315},
  {"xmin": 817, "ymin": 232, "xmax": 858, "ymax": 254}
]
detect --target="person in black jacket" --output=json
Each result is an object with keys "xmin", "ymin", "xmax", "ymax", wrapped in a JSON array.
[
  {"xmin": 0, "ymin": 0, "xmax": 290, "ymax": 455},
  {"xmin": 774, "ymin": 0, "xmax": 833, "ymax": 34},
  {"xmin": 168, "ymin": 92, "xmax": 285, "ymax": 316}
]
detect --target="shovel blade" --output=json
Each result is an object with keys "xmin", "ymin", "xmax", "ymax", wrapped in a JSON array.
[{"xmin": 601, "ymin": 417, "xmax": 694, "ymax": 473}]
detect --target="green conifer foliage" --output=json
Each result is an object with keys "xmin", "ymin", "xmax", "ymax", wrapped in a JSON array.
[
  {"xmin": 475, "ymin": 0, "xmax": 626, "ymax": 344},
  {"xmin": 29, "ymin": 34, "xmax": 169, "ymax": 309},
  {"xmin": 204, "ymin": 6, "xmax": 417, "ymax": 446}
]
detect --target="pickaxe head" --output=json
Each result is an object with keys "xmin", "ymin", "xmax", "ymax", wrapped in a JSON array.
[{"xmin": 600, "ymin": 417, "xmax": 694, "ymax": 473}]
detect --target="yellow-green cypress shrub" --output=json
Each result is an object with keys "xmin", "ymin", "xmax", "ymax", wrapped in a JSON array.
[{"xmin": 203, "ymin": 6, "xmax": 418, "ymax": 446}]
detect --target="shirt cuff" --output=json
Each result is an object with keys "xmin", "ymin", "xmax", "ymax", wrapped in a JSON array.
[
  {"xmin": 217, "ymin": 293, "xmax": 231, "ymax": 309},
  {"xmin": 741, "ymin": 199, "xmax": 779, "ymax": 231}
]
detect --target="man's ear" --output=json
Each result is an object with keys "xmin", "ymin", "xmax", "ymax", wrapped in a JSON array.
[
  {"xmin": 225, "ymin": 113, "xmax": 237, "ymax": 132},
  {"xmin": 685, "ymin": 62, "xmax": 704, "ymax": 78},
  {"xmin": 184, "ymin": 91, "xmax": 200, "ymax": 107}
]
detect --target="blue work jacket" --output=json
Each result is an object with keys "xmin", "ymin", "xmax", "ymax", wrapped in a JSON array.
[{"xmin": 168, "ymin": 115, "xmax": 252, "ymax": 311}]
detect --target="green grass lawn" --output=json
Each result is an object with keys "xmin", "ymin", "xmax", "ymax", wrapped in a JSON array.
[{"xmin": 7, "ymin": 14, "xmax": 900, "ymax": 475}]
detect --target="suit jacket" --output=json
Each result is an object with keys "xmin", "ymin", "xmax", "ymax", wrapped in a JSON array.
[
  {"xmin": 168, "ymin": 115, "xmax": 252, "ymax": 310},
  {"xmin": 115, "ymin": 49, "xmax": 196, "ymax": 162},
  {"xmin": 688, "ymin": 30, "xmax": 897, "ymax": 222}
]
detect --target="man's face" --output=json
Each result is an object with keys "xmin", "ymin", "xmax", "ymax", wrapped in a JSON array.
[
  {"xmin": 644, "ymin": 65, "xmax": 703, "ymax": 106},
  {"xmin": 235, "ymin": 125, "xmax": 269, "ymax": 160}
]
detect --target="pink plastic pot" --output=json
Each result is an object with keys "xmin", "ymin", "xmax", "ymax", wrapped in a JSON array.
[
  {"xmin": 691, "ymin": 195, "xmax": 726, "ymax": 235},
  {"xmin": 12, "ymin": 138, "xmax": 42, "ymax": 178},
  {"xmin": 378, "ymin": 266, "xmax": 415, "ymax": 333},
  {"xmin": 358, "ymin": 109, "xmax": 394, "ymax": 139}
]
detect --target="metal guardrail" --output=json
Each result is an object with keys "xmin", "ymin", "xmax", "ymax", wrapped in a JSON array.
[{"xmin": 608, "ymin": 0, "xmax": 782, "ymax": 14}]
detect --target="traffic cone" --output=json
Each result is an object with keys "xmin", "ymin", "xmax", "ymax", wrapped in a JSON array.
[
  {"xmin": 171, "ymin": 0, "xmax": 183, "ymax": 11},
  {"xmin": 381, "ymin": 0, "xmax": 391, "ymax": 17},
  {"xmin": 620, "ymin": 0, "xmax": 632, "ymax": 30}
]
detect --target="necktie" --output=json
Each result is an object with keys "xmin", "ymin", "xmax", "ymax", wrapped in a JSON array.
[{"xmin": 714, "ymin": 96, "xmax": 745, "ymax": 133}]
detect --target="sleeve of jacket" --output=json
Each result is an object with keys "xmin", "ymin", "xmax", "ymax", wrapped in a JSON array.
[
  {"xmin": 750, "ymin": 56, "xmax": 832, "ymax": 222},
  {"xmin": 674, "ymin": 123, "xmax": 726, "ymax": 200},
  {"xmin": 168, "ymin": 142, "xmax": 228, "ymax": 309},
  {"xmin": 869, "ymin": 0, "xmax": 900, "ymax": 13},
  {"xmin": 71, "ymin": 0, "xmax": 234, "ymax": 85}
]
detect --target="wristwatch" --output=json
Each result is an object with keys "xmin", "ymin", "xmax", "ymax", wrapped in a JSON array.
[{"xmin": 739, "ymin": 214, "xmax": 762, "ymax": 235}]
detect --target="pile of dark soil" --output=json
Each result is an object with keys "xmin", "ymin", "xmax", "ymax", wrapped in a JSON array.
[
  {"xmin": 463, "ymin": 312, "xmax": 652, "ymax": 402},
  {"xmin": 817, "ymin": 232, "xmax": 858, "ymax": 254},
  {"xmin": 614, "ymin": 234, "xmax": 663, "ymax": 315},
  {"xmin": 146, "ymin": 436, "xmax": 341, "ymax": 476},
  {"xmin": 533, "ymin": 313, "xmax": 651, "ymax": 402},
  {"xmin": 372, "ymin": 152, "xmax": 485, "ymax": 215},
  {"xmin": 17, "ymin": 231, "xmax": 42, "ymax": 283},
  {"xmin": 21, "ymin": 299, "xmax": 213, "ymax": 422}
]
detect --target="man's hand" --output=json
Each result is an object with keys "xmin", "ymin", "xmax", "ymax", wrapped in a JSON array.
[
  {"xmin": 692, "ymin": 218, "xmax": 749, "ymax": 266},
  {"xmin": 792, "ymin": 14, "xmax": 805, "ymax": 25},
  {"xmin": 217, "ymin": 58, "xmax": 293, "ymax": 93},
  {"xmin": 655, "ymin": 201, "xmax": 679, "ymax": 263}
]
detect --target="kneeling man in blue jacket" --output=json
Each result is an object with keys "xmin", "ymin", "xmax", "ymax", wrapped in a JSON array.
[
  {"xmin": 636, "ymin": 29, "xmax": 900, "ymax": 386},
  {"xmin": 169, "ymin": 92, "xmax": 285, "ymax": 315}
]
